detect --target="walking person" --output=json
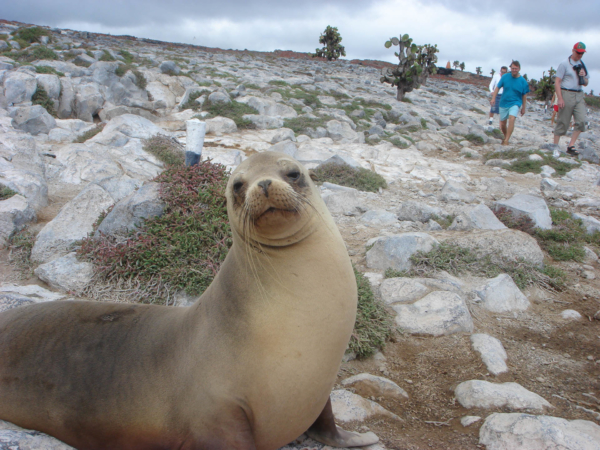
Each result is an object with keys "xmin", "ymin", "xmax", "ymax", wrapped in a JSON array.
[
  {"xmin": 553, "ymin": 42, "xmax": 590, "ymax": 156},
  {"xmin": 490, "ymin": 61, "xmax": 530, "ymax": 146},
  {"xmin": 488, "ymin": 66, "xmax": 508, "ymax": 125}
]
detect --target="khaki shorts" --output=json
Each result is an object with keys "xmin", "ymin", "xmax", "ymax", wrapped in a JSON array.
[{"xmin": 554, "ymin": 90, "xmax": 586, "ymax": 135}]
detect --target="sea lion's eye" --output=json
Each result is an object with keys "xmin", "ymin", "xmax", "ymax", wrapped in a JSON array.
[
  {"xmin": 287, "ymin": 171, "xmax": 301, "ymax": 181},
  {"xmin": 233, "ymin": 181, "xmax": 244, "ymax": 193}
]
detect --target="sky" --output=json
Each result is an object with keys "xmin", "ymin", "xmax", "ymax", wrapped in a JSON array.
[{"xmin": 4, "ymin": 0, "xmax": 600, "ymax": 95}]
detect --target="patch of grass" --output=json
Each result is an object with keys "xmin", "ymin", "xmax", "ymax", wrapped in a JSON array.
[
  {"xmin": 78, "ymin": 161, "xmax": 232, "ymax": 303},
  {"xmin": 10, "ymin": 46, "xmax": 58, "ymax": 63},
  {"xmin": 16, "ymin": 27, "xmax": 49, "ymax": 44},
  {"xmin": 119, "ymin": 49, "xmax": 134, "ymax": 64},
  {"xmin": 8, "ymin": 229, "xmax": 35, "ymax": 276},
  {"xmin": 311, "ymin": 162, "xmax": 387, "ymax": 193},
  {"xmin": 485, "ymin": 149, "xmax": 580, "ymax": 176},
  {"xmin": 384, "ymin": 268, "xmax": 409, "ymax": 278},
  {"xmin": 203, "ymin": 99, "xmax": 256, "ymax": 129},
  {"xmin": 384, "ymin": 137, "xmax": 410, "ymax": 149},
  {"xmin": 494, "ymin": 206, "xmax": 537, "ymax": 234},
  {"xmin": 350, "ymin": 267, "xmax": 395, "ymax": 359},
  {"xmin": 283, "ymin": 115, "xmax": 335, "ymax": 135},
  {"xmin": 142, "ymin": 135, "xmax": 185, "ymax": 166},
  {"xmin": 244, "ymin": 83, "xmax": 260, "ymax": 90},
  {"xmin": 485, "ymin": 128, "xmax": 504, "ymax": 140},
  {"xmin": 73, "ymin": 59, "xmax": 92, "ymax": 68},
  {"xmin": 420, "ymin": 118, "xmax": 428, "ymax": 129},
  {"xmin": 35, "ymin": 65, "xmax": 64, "ymax": 77},
  {"xmin": 408, "ymin": 242, "xmax": 566, "ymax": 291},
  {"xmin": 180, "ymin": 90, "xmax": 206, "ymax": 111},
  {"xmin": 268, "ymin": 80, "xmax": 289, "ymax": 87},
  {"xmin": 401, "ymin": 97, "xmax": 413, "ymax": 103},
  {"xmin": 73, "ymin": 124, "xmax": 105, "ymax": 143},
  {"xmin": 430, "ymin": 214, "xmax": 455, "ymax": 229},
  {"xmin": 534, "ymin": 209, "xmax": 591, "ymax": 262},
  {"xmin": 31, "ymin": 85, "xmax": 57, "ymax": 117},
  {"xmin": 133, "ymin": 70, "xmax": 147, "ymax": 90},
  {"xmin": 271, "ymin": 86, "xmax": 323, "ymax": 109},
  {"xmin": 99, "ymin": 50, "xmax": 115, "ymax": 62},
  {"xmin": 0, "ymin": 34, "xmax": 8, "ymax": 41},
  {"xmin": 464, "ymin": 133, "xmax": 485, "ymax": 145},
  {"xmin": 0, "ymin": 183, "xmax": 18, "ymax": 200},
  {"xmin": 584, "ymin": 96, "xmax": 600, "ymax": 109},
  {"xmin": 470, "ymin": 107, "xmax": 486, "ymax": 115}
]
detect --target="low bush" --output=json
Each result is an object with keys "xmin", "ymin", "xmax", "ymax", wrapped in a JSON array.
[
  {"xmin": 32, "ymin": 85, "xmax": 56, "ymax": 116},
  {"xmin": 311, "ymin": 162, "xmax": 387, "ymax": 193},
  {"xmin": 350, "ymin": 267, "xmax": 395, "ymax": 359},
  {"xmin": 0, "ymin": 183, "xmax": 18, "ymax": 200},
  {"xmin": 8, "ymin": 230, "xmax": 35, "ymax": 276},
  {"xmin": 99, "ymin": 50, "xmax": 115, "ymax": 61},
  {"xmin": 142, "ymin": 135, "xmax": 185, "ymax": 166},
  {"xmin": 11, "ymin": 46, "xmax": 58, "ymax": 63},
  {"xmin": 584, "ymin": 96, "xmax": 600, "ymax": 109},
  {"xmin": 283, "ymin": 115, "xmax": 335, "ymax": 135},
  {"xmin": 408, "ymin": 242, "xmax": 566, "ymax": 291},
  {"xmin": 485, "ymin": 149, "xmax": 580, "ymax": 176},
  {"xmin": 35, "ymin": 65, "xmax": 64, "ymax": 77},
  {"xmin": 78, "ymin": 161, "xmax": 232, "ymax": 303},
  {"xmin": 16, "ymin": 27, "xmax": 49, "ymax": 44},
  {"xmin": 202, "ymin": 99, "xmax": 256, "ymax": 129},
  {"xmin": 464, "ymin": 133, "xmax": 485, "ymax": 145},
  {"xmin": 73, "ymin": 124, "xmax": 104, "ymax": 143},
  {"xmin": 486, "ymin": 128, "xmax": 504, "ymax": 140}
]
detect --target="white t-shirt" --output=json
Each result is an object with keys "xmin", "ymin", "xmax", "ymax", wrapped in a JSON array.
[
  {"xmin": 489, "ymin": 73, "xmax": 504, "ymax": 94},
  {"xmin": 556, "ymin": 57, "xmax": 589, "ymax": 91}
]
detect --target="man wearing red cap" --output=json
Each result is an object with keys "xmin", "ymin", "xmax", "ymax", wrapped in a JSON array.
[{"xmin": 553, "ymin": 42, "xmax": 589, "ymax": 156}]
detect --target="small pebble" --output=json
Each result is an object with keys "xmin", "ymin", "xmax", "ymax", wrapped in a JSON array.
[{"xmin": 588, "ymin": 356, "xmax": 595, "ymax": 361}]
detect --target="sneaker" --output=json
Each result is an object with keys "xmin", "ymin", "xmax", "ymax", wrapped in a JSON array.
[
  {"xmin": 488, "ymin": 119, "xmax": 493, "ymax": 125},
  {"xmin": 566, "ymin": 146, "xmax": 580, "ymax": 156}
]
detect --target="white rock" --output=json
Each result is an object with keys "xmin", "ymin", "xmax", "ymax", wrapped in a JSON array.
[
  {"xmin": 393, "ymin": 291, "xmax": 474, "ymax": 336},
  {"xmin": 34, "ymin": 253, "xmax": 94, "ymax": 293},
  {"xmin": 471, "ymin": 334, "xmax": 509, "ymax": 375},
  {"xmin": 0, "ymin": 283, "xmax": 65, "ymax": 302},
  {"xmin": 461, "ymin": 416, "xmax": 482, "ymax": 427},
  {"xmin": 379, "ymin": 278, "xmax": 429, "ymax": 304},
  {"xmin": 480, "ymin": 413, "xmax": 600, "ymax": 450},
  {"xmin": 31, "ymin": 184, "xmax": 115, "ymax": 263},
  {"xmin": 341, "ymin": 373, "xmax": 409, "ymax": 401},
  {"xmin": 474, "ymin": 274, "xmax": 530, "ymax": 313},
  {"xmin": 366, "ymin": 233, "xmax": 439, "ymax": 271},
  {"xmin": 330, "ymin": 389, "xmax": 400, "ymax": 423},
  {"xmin": 0, "ymin": 420, "xmax": 75, "ymax": 450},
  {"xmin": 561, "ymin": 309, "xmax": 582, "ymax": 320},
  {"xmin": 495, "ymin": 194, "xmax": 552, "ymax": 230},
  {"xmin": 455, "ymin": 380, "xmax": 552, "ymax": 412}
]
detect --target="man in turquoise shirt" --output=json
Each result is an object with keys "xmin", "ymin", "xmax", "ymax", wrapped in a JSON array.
[{"xmin": 490, "ymin": 61, "xmax": 530, "ymax": 145}]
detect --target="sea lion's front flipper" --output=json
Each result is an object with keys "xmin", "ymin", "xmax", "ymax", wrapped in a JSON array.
[{"xmin": 305, "ymin": 397, "xmax": 379, "ymax": 448}]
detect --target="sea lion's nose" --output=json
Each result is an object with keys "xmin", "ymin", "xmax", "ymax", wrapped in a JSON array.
[{"xmin": 258, "ymin": 179, "xmax": 272, "ymax": 197}]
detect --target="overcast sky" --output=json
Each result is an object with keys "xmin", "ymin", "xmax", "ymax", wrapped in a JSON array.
[{"xmin": 4, "ymin": 0, "xmax": 600, "ymax": 95}]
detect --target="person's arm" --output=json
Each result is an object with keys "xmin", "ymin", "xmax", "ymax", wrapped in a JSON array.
[
  {"xmin": 490, "ymin": 86, "xmax": 500, "ymax": 105},
  {"xmin": 555, "ymin": 76, "xmax": 564, "ymax": 108},
  {"xmin": 521, "ymin": 94, "xmax": 527, "ymax": 116}
]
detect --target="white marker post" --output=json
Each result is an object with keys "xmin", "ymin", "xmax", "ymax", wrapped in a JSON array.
[{"xmin": 185, "ymin": 119, "xmax": 206, "ymax": 166}]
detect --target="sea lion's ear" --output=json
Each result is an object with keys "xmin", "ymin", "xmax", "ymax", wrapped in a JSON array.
[{"xmin": 308, "ymin": 170, "xmax": 318, "ymax": 182}]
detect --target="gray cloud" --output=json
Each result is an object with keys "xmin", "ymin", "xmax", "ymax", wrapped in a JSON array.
[
  {"xmin": 3, "ymin": 0, "xmax": 372, "ymax": 28},
  {"xmin": 419, "ymin": 0, "xmax": 600, "ymax": 31}
]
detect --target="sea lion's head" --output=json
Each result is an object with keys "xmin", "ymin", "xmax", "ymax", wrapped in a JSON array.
[{"xmin": 226, "ymin": 152, "xmax": 319, "ymax": 246}]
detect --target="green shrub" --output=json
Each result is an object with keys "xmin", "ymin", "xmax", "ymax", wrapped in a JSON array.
[
  {"xmin": 408, "ymin": 242, "xmax": 566, "ymax": 291},
  {"xmin": 73, "ymin": 124, "xmax": 104, "ymax": 143},
  {"xmin": 99, "ymin": 50, "xmax": 115, "ymax": 61},
  {"xmin": 311, "ymin": 162, "xmax": 387, "ymax": 193},
  {"xmin": 420, "ymin": 118, "xmax": 428, "ymax": 129},
  {"xmin": 384, "ymin": 268, "xmax": 409, "ymax": 278},
  {"xmin": 8, "ymin": 230, "xmax": 35, "ymax": 275},
  {"xmin": 11, "ymin": 46, "xmax": 58, "ymax": 63},
  {"xmin": 494, "ymin": 207, "xmax": 536, "ymax": 234},
  {"xmin": 584, "ymin": 96, "xmax": 600, "ymax": 109},
  {"xmin": 486, "ymin": 128, "xmax": 504, "ymax": 140},
  {"xmin": 31, "ymin": 85, "xmax": 57, "ymax": 117},
  {"xmin": 35, "ymin": 65, "xmax": 64, "ymax": 77},
  {"xmin": 470, "ymin": 107, "xmax": 486, "ymax": 115},
  {"xmin": 180, "ymin": 90, "xmax": 205, "ymax": 111},
  {"xmin": 313, "ymin": 25, "xmax": 346, "ymax": 61},
  {"xmin": 16, "ymin": 27, "xmax": 49, "ymax": 44},
  {"xmin": 0, "ymin": 183, "xmax": 18, "ymax": 200},
  {"xmin": 283, "ymin": 115, "xmax": 335, "ymax": 135},
  {"xmin": 534, "ymin": 209, "xmax": 590, "ymax": 262},
  {"xmin": 429, "ymin": 214, "xmax": 455, "ymax": 229},
  {"xmin": 202, "ymin": 99, "xmax": 257, "ymax": 129},
  {"xmin": 142, "ymin": 135, "xmax": 185, "ymax": 166},
  {"xmin": 78, "ymin": 161, "xmax": 232, "ymax": 302},
  {"xmin": 464, "ymin": 133, "xmax": 485, "ymax": 145},
  {"xmin": 133, "ymin": 70, "xmax": 147, "ymax": 90},
  {"xmin": 485, "ymin": 149, "xmax": 580, "ymax": 176},
  {"xmin": 268, "ymin": 80, "xmax": 289, "ymax": 87},
  {"xmin": 243, "ymin": 83, "xmax": 260, "ymax": 90},
  {"xmin": 119, "ymin": 49, "xmax": 134, "ymax": 64},
  {"xmin": 115, "ymin": 65, "xmax": 127, "ymax": 77},
  {"xmin": 350, "ymin": 267, "xmax": 394, "ymax": 359}
]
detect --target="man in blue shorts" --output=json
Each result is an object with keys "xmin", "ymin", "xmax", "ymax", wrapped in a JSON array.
[{"xmin": 489, "ymin": 61, "xmax": 530, "ymax": 145}]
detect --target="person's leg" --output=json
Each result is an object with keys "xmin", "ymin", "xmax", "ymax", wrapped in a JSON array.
[
  {"xmin": 569, "ymin": 95, "xmax": 587, "ymax": 148},
  {"xmin": 500, "ymin": 119, "xmax": 507, "ymax": 142},
  {"xmin": 554, "ymin": 92, "xmax": 574, "ymax": 147},
  {"xmin": 503, "ymin": 116, "xmax": 516, "ymax": 145}
]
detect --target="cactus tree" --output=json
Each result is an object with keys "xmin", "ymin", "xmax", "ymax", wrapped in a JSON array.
[
  {"xmin": 476, "ymin": 67, "xmax": 482, "ymax": 76},
  {"xmin": 380, "ymin": 33, "xmax": 439, "ymax": 101},
  {"xmin": 490, "ymin": 68, "xmax": 496, "ymax": 77},
  {"xmin": 313, "ymin": 25, "xmax": 346, "ymax": 61}
]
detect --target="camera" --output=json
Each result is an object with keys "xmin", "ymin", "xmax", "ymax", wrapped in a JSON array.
[{"xmin": 572, "ymin": 64, "xmax": 585, "ymax": 85}]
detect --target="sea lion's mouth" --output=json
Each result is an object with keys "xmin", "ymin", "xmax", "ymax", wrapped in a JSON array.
[{"xmin": 255, "ymin": 207, "xmax": 297, "ymax": 221}]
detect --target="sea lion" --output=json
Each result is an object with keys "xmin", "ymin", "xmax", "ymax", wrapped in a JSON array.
[{"xmin": 0, "ymin": 151, "xmax": 379, "ymax": 449}]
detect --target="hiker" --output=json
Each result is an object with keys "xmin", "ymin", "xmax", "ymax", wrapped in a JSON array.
[
  {"xmin": 488, "ymin": 66, "xmax": 508, "ymax": 125},
  {"xmin": 490, "ymin": 61, "xmax": 530, "ymax": 146},
  {"xmin": 553, "ymin": 42, "xmax": 590, "ymax": 156}
]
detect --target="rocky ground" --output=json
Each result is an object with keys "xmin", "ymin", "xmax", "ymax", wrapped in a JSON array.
[{"xmin": 1, "ymin": 20, "xmax": 600, "ymax": 450}]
